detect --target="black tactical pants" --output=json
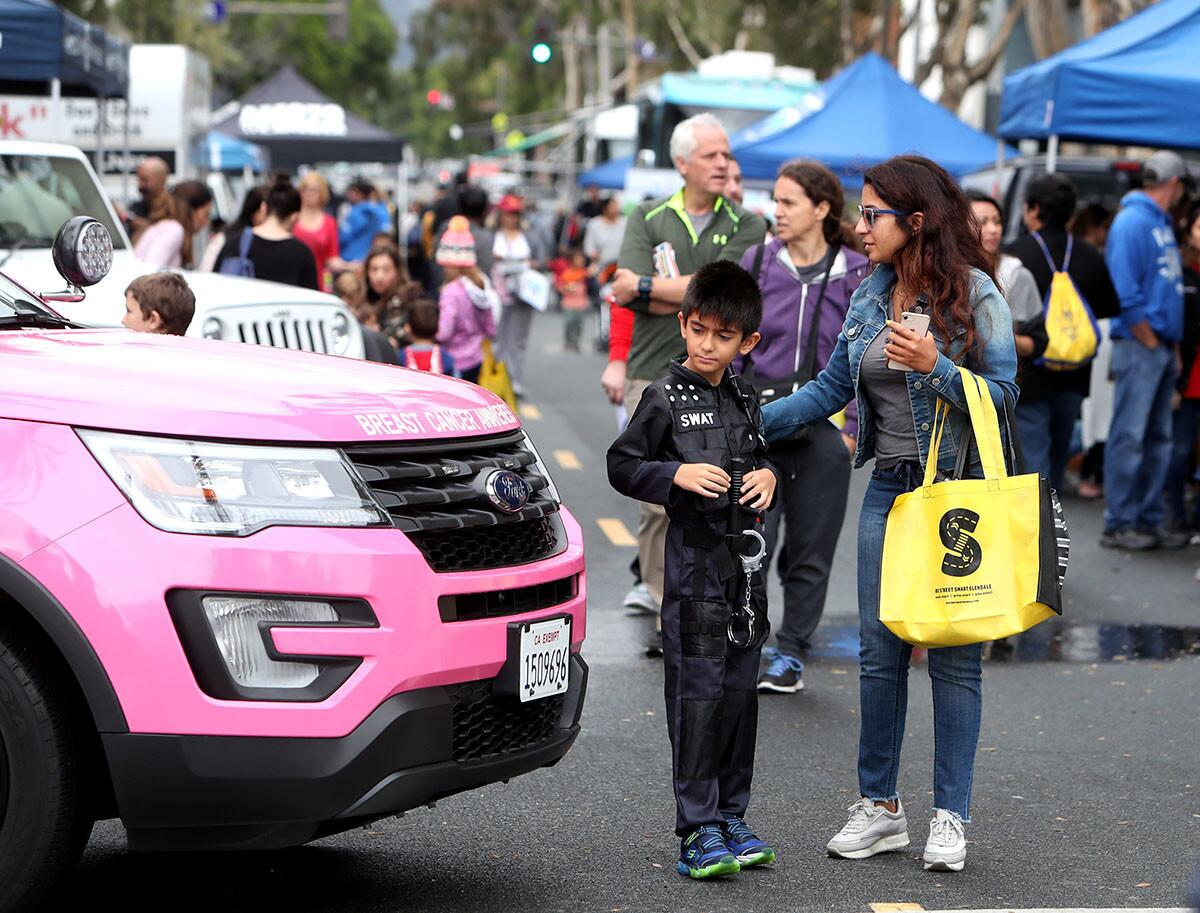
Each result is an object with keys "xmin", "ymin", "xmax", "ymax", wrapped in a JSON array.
[{"xmin": 661, "ymin": 521, "xmax": 762, "ymax": 837}]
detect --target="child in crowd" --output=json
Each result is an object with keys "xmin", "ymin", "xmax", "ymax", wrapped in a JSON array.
[
  {"xmin": 122, "ymin": 273, "xmax": 195, "ymax": 336},
  {"xmin": 607, "ymin": 260, "xmax": 779, "ymax": 880},
  {"xmin": 436, "ymin": 216, "xmax": 497, "ymax": 384},
  {"xmin": 556, "ymin": 247, "xmax": 590, "ymax": 353},
  {"xmin": 398, "ymin": 299, "xmax": 458, "ymax": 377}
]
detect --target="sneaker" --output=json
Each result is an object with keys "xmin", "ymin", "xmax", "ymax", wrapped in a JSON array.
[
  {"xmin": 1157, "ymin": 527, "xmax": 1191, "ymax": 550},
  {"xmin": 758, "ymin": 652, "xmax": 805, "ymax": 693},
  {"xmin": 826, "ymin": 797, "xmax": 910, "ymax": 859},
  {"xmin": 722, "ymin": 815, "xmax": 777, "ymax": 867},
  {"xmin": 922, "ymin": 809, "xmax": 966, "ymax": 872},
  {"xmin": 1100, "ymin": 528, "xmax": 1158, "ymax": 551},
  {"xmin": 622, "ymin": 582, "xmax": 659, "ymax": 614},
  {"xmin": 677, "ymin": 825, "xmax": 740, "ymax": 879}
]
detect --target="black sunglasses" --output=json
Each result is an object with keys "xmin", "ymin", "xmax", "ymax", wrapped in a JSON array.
[{"xmin": 858, "ymin": 204, "xmax": 912, "ymax": 227}]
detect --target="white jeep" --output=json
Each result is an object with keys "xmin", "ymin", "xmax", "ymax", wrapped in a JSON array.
[{"xmin": 0, "ymin": 141, "xmax": 363, "ymax": 358}]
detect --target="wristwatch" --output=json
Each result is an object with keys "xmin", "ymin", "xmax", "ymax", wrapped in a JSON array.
[{"xmin": 637, "ymin": 275, "xmax": 653, "ymax": 302}]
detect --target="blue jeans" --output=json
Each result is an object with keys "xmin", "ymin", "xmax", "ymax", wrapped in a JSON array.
[
  {"xmin": 1166, "ymin": 398, "xmax": 1200, "ymax": 528},
  {"xmin": 1014, "ymin": 390, "xmax": 1085, "ymax": 491},
  {"xmin": 857, "ymin": 462, "xmax": 983, "ymax": 821},
  {"xmin": 1104, "ymin": 340, "xmax": 1177, "ymax": 531}
]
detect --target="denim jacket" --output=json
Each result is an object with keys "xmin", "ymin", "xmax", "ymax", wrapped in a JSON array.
[{"xmin": 761, "ymin": 264, "xmax": 1019, "ymax": 476}]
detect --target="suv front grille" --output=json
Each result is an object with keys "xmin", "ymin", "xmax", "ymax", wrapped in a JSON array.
[
  {"xmin": 236, "ymin": 316, "xmax": 332, "ymax": 352},
  {"xmin": 450, "ymin": 681, "xmax": 565, "ymax": 763},
  {"xmin": 344, "ymin": 431, "xmax": 566, "ymax": 572}
]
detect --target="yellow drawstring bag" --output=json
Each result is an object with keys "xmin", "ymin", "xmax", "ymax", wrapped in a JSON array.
[{"xmin": 878, "ymin": 367, "xmax": 1062, "ymax": 647}]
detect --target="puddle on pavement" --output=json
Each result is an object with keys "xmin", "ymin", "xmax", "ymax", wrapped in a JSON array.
[{"xmin": 809, "ymin": 621, "xmax": 1200, "ymax": 663}]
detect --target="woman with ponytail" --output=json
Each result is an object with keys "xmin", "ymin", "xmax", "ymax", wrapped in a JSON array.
[
  {"xmin": 761, "ymin": 155, "xmax": 1017, "ymax": 873},
  {"xmin": 215, "ymin": 176, "xmax": 318, "ymax": 290},
  {"xmin": 738, "ymin": 159, "xmax": 869, "ymax": 696}
]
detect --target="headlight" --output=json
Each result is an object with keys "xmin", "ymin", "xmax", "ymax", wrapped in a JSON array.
[
  {"xmin": 330, "ymin": 310, "xmax": 352, "ymax": 354},
  {"xmin": 79, "ymin": 430, "xmax": 388, "ymax": 536},
  {"xmin": 522, "ymin": 431, "xmax": 561, "ymax": 504},
  {"xmin": 201, "ymin": 316, "xmax": 224, "ymax": 339}
]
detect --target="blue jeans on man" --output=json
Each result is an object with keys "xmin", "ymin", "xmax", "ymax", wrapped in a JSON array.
[
  {"xmin": 1014, "ymin": 390, "xmax": 1086, "ymax": 492},
  {"xmin": 1103, "ymin": 339, "xmax": 1177, "ymax": 532}
]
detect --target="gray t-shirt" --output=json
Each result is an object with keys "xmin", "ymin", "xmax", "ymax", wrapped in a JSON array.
[
  {"xmin": 859, "ymin": 327, "xmax": 919, "ymax": 468},
  {"xmin": 687, "ymin": 210, "xmax": 714, "ymax": 238},
  {"xmin": 582, "ymin": 216, "xmax": 626, "ymax": 266}
]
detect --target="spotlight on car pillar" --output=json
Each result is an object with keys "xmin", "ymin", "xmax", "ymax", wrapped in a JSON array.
[{"xmin": 52, "ymin": 217, "xmax": 113, "ymax": 289}]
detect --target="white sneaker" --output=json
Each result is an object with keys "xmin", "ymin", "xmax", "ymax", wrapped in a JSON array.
[
  {"xmin": 622, "ymin": 582, "xmax": 659, "ymax": 614},
  {"xmin": 923, "ymin": 809, "xmax": 967, "ymax": 872},
  {"xmin": 826, "ymin": 798, "xmax": 910, "ymax": 859}
]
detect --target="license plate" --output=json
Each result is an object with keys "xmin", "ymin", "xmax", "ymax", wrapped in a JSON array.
[{"xmin": 518, "ymin": 617, "xmax": 571, "ymax": 702}]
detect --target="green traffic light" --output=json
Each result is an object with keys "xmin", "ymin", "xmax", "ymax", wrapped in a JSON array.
[{"xmin": 531, "ymin": 42, "xmax": 552, "ymax": 64}]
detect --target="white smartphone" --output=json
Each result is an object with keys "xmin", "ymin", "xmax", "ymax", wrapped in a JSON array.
[{"xmin": 887, "ymin": 310, "xmax": 932, "ymax": 371}]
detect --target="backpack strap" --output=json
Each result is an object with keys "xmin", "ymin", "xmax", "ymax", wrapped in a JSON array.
[
  {"xmin": 750, "ymin": 242, "xmax": 766, "ymax": 282},
  {"xmin": 430, "ymin": 346, "xmax": 443, "ymax": 374},
  {"xmin": 1061, "ymin": 233, "xmax": 1074, "ymax": 272},
  {"xmin": 239, "ymin": 227, "xmax": 254, "ymax": 261},
  {"xmin": 1029, "ymin": 230, "xmax": 1060, "ymax": 273}
]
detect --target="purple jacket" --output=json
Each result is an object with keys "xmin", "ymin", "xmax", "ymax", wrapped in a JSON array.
[
  {"xmin": 738, "ymin": 240, "xmax": 870, "ymax": 438},
  {"xmin": 437, "ymin": 276, "xmax": 497, "ymax": 371}
]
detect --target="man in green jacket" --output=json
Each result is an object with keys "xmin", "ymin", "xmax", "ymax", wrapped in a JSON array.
[{"xmin": 602, "ymin": 113, "xmax": 767, "ymax": 647}]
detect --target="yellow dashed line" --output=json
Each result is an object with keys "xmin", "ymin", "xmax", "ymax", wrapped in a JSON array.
[
  {"xmin": 518, "ymin": 403, "xmax": 542, "ymax": 420},
  {"xmin": 596, "ymin": 518, "xmax": 637, "ymax": 547},
  {"xmin": 553, "ymin": 449, "xmax": 582, "ymax": 470},
  {"xmin": 869, "ymin": 905, "xmax": 925, "ymax": 912}
]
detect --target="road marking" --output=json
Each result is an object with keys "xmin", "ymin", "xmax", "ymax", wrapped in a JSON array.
[
  {"xmin": 518, "ymin": 403, "xmax": 541, "ymax": 420},
  {"xmin": 597, "ymin": 518, "xmax": 637, "ymax": 547},
  {"xmin": 553, "ymin": 449, "xmax": 582, "ymax": 470},
  {"xmin": 870, "ymin": 905, "xmax": 924, "ymax": 912},
  {"xmin": 915, "ymin": 909, "xmax": 1188, "ymax": 913}
]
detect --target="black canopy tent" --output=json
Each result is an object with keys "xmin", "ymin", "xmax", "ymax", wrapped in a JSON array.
[{"xmin": 210, "ymin": 66, "xmax": 403, "ymax": 169}]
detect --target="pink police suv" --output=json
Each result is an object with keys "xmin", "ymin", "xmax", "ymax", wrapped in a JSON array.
[{"xmin": 0, "ymin": 219, "xmax": 587, "ymax": 912}]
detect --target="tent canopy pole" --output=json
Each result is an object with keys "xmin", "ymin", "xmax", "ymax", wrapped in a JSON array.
[{"xmin": 1047, "ymin": 134, "xmax": 1059, "ymax": 174}]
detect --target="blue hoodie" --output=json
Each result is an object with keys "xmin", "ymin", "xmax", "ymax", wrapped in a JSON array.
[
  {"xmin": 339, "ymin": 200, "xmax": 392, "ymax": 262},
  {"xmin": 1105, "ymin": 191, "xmax": 1185, "ymax": 342}
]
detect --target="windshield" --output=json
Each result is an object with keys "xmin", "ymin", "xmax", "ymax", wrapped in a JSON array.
[
  {"xmin": 0, "ymin": 270, "xmax": 57, "ymax": 319},
  {"xmin": 0, "ymin": 154, "xmax": 127, "ymax": 251}
]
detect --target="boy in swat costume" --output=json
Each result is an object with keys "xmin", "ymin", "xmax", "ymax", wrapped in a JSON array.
[{"xmin": 608, "ymin": 261, "xmax": 780, "ymax": 879}]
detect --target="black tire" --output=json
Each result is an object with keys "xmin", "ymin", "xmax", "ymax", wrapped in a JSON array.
[{"xmin": 0, "ymin": 624, "xmax": 92, "ymax": 913}]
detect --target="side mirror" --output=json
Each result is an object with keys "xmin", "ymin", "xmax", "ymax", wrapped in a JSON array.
[{"xmin": 45, "ymin": 217, "xmax": 113, "ymax": 302}]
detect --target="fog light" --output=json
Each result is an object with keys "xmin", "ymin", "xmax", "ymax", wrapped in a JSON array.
[
  {"xmin": 202, "ymin": 316, "xmax": 224, "ymax": 339},
  {"xmin": 201, "ymin": 596, "xmax": 338, "ymax": 688}
]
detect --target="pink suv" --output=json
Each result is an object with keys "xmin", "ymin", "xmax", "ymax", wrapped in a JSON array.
[{"xmin": 0, "ymin": 220, "xmax": 587, "ymax": 912}]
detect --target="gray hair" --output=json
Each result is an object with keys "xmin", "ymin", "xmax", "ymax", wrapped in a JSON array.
[{"xmin": 669, "ymin": 113, "xmax": 726, "ymax": 165}]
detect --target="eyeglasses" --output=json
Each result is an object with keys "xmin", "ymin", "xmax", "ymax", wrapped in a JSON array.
[{"xmin": 858, "ymin": 204, "xmax": 912, "ymax": 227}]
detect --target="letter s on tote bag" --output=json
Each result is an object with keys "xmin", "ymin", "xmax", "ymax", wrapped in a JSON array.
[{"xmin": 878, "ymin": 367, "xmax": 1062, "ymax": 648}]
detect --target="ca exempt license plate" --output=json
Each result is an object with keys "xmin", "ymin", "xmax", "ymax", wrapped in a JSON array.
[{"xmin": 518, "ymin": 616, "xmax": 571, "ymax": 702}]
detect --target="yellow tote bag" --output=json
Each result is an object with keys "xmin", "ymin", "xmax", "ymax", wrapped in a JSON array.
[
  {"xmin": 477, "ymin": 339, "xmax": 517, "ymax": 412},
  {"xmin": 878, "ymin": 367, "xmax": 1062, "ymax": 647}
]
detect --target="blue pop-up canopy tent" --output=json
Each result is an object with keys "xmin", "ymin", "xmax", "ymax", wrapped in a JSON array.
[
  {"xmin": 732, "ymin": 53, "xmax": 1009, "ymax": 184},
  {"xmin": 999, "ymin": 0, "xmax": 1200, "ymax": 148},
  {"xmin": 203, "ymin": 132, "xmax": 269, "ymax": 173},
  {"xmin": 577, "ymin": 154, "xmax": 632, "ymax": 189},
  {"xmin": 0, "ymin": 0, "xmax": 129, "ymax": 97}
]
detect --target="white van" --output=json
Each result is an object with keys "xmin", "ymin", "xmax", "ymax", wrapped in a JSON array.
[{"xmin": 0, "ymin": 141, "xmax": 364, "ymax": 358}]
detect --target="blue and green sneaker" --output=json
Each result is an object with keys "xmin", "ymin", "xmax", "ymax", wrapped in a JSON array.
[
  {"xmin": 677, "ymin": 825, "xmax": 740, "ymax": 879},
  {"xmin": 722, "ymin": 815, "xmax": 778, "ymax": 867}
]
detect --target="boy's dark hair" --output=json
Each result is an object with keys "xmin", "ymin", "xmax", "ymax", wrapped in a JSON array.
[
  {"xmin": 125, "ymin": 273, "xmax": 196, "ymax": 335},
  {"xmin": 406, "ymin": 297, "xmax": 440, "ymax": 340},
  {"xmin": 1024, "ymin": 173, "xmax": 1077, "ymax": 230},
  {"xmin": 680, "ymin": 260, "xmax": 762, "ymax": 336}
]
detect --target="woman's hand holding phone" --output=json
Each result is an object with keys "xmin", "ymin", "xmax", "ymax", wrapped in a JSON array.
[{"xmin": 885, "ymin": 312, "xmax": 937, "ymax": 374}]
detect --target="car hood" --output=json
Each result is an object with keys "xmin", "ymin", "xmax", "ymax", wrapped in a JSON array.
[{"xmin": 0, "ymin": 330, "xmax": 520, "ymax": 442}]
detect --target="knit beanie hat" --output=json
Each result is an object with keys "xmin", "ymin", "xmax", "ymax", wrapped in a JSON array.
[{"xmin": 436, "ymin": 216, "xmax": 477, "ymax": 268}]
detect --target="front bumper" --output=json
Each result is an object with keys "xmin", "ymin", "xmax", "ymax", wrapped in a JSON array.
[{"xmin": 103, "ymin": 653, "xmax": 587, "ymax": 852}]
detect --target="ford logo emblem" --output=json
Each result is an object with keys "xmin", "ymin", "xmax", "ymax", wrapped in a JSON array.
[{"xmin": 484, "ymin": 469, "xmax": 531, "ymax": 513}]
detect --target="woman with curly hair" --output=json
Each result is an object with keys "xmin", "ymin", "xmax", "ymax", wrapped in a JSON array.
[{"xmin": 762, "ymin": 155, "xmax": 1018, "ymax": 874}]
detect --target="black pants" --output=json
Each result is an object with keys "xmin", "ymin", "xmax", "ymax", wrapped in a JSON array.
[
  {"xmin": 661, "ymin": 522, "xmax": 761, "ymax": 836},
  {"xmin": 761, "ymin": 420, "xmax": 852, "ymax": 658}
]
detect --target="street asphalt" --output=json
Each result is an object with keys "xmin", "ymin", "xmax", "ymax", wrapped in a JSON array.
[{"xmin": 66, "ymin": 313, "xmax": 1200, "ymax": 912}]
